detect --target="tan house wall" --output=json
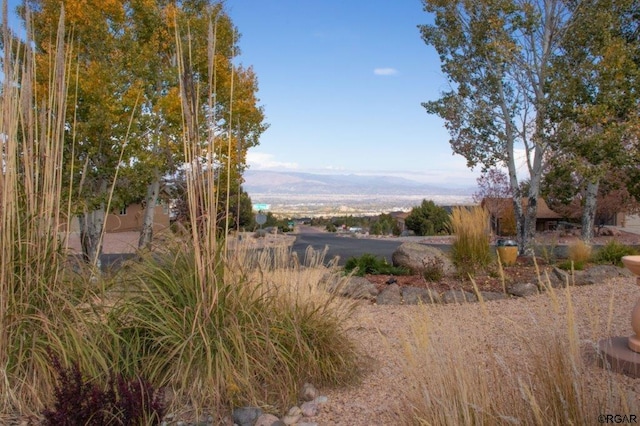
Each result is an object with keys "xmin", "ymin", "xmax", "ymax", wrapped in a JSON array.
[
  {"xmin": 621, "ymin": 214, "xmax": 640, "ymax": 234},
  {"xmin": 105, "ymin": 203, "xmax": 170, "ymax": 233},
  {"xmin": 63, "ymin": 203, "xmax": 170, "ymax": 233}
]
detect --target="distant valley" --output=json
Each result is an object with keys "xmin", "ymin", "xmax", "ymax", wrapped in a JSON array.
[{"xmin": 243, "ymin": 170, "xmax": 475, "ymax": 217}]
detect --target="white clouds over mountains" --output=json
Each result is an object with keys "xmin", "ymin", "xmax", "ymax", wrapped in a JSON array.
[{"xmin": 247, "ymin": 152, "xmax": 299, "ymax": 170}]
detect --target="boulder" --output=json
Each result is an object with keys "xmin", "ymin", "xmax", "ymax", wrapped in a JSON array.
[
  {"xmin": 599, "ymin": 227, "xmax": 621, "ymax": 237},
  {"xmin": 551, "ymin": 267, "xmax": 571, "ymax": 288},
  {"xmin": 324, "ymin": 275, "xmax": 378, "ymax": 300},
  {"xmin": 299, "ymin": 382, "xmax": 318, "ymax": 402},
  {"xmin": 479, "ymin": 291, "xmax": 508, "ymax": 301},
  {"xmin": 507, "ymin": 282, "xmax": 539, "ymax": 297},
  {"xmin": 255, "ymin": 414, "xmax": 282, "ymax": 426},
  {"xmin": 282, "ymin": 406, "xmax": 302, "ymax": 425},
  {"xmin": 441, "ymin": 289, "xmax": 477, "ymax": 304},
  {"xmin": 402, "ymin": 287, "xmax": 440, "ymax": 304},
  {"xmin": 376, "ymin": 283, "xmax": 402, "ymax": 305},
  {"xmin": 233, "ymin": 407, "xmax": 263, "ymax": 426},
  {"xmin": 573, "ymin": 264, "xmax": 630, "ymax": 286},
  {"xmin": 392, "ymin": 242, "xmax": 455, "ymax": 275}
]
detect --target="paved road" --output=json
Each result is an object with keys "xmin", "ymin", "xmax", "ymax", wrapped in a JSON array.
[
  {"xmin": 289, "ymin": 226, "xmax": 589, "ymax": 265},
  {"xmin": 99, "ymin": 226, "xmax": 608, "ymax": 270},
  {"xmin": 290, "ymin": 226, "xmax": 454, "ymax": 266},
  {"xmin": 292, "ymin": 231, "xmax": 403, "ymax": 266}
]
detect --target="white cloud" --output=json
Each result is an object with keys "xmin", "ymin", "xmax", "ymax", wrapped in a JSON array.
[
  {"xmin": 247, "ymin": 152, "xmax": 299, "ymax": 170},
  {"xmin": 373, "ymin": 67, "xmax": 398, "ymax": 76},
  {"xmin": 322, "ymin": 165, "xmax": 346, "ymax": 171}
]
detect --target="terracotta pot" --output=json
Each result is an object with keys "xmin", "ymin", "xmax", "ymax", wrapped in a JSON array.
[
  {"xmin": 622, "ymin": 255, "xmax": 640, "ymax": 276},
  {"xmin": 622, "ymin": 256, "xmax": 640, "ymax": 352}
]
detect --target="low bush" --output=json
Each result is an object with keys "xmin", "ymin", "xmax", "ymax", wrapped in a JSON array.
[
  {"xmin": 42, "ymin": 354, "xmax": 164, "ymax": 426},
  {"xmin": 594, "ymin": 240, "xmax": 638, "ymax": 266},
  {"xmin": 557, "ymin": 259, "xmax": 586, "ymax": 271},
  {"xmin": 344, "ymin": 253, "xmax": 410, "ymax": 276}
]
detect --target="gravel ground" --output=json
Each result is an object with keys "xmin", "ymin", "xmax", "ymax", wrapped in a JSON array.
[
  {"xmin": 312, "ymin": 278, "xmax": 640, "ymax": 425},
  {"xmin": 62, "ymin": 228, "xmax": 640, "ymax": 425}
]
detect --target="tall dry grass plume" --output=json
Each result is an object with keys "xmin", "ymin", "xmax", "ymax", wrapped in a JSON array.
[
  {"xmin": 1, "ymin": 3, "xmax": 360, "ymax": 421},
  {"xmin": 0, "ymin": 5, "xmax": 77, "ymax": 413},
  {"xmin": 449, "ymin": 206, "xmax": 492, "ymax": 277},
  {"xmin": 99, "ymin": 15, "xmax": 361, "ymax": 418}
]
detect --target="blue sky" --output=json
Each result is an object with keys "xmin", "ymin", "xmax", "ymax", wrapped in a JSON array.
[
  {"xmin": 226, "ymin": 0, "xmax": 481, "ymax": 187},
  {"xmin": 4, "ymin": 0, "xmax": 482, "ymax": 187}
]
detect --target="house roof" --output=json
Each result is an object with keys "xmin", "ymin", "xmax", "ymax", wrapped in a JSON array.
[
  {"xmin": 389, "ymin": 211, "xmax": 410, "ymax": 220},
  {"xmin": 481, "ymin": 197, "xmax": 562, "ymax": 220}
]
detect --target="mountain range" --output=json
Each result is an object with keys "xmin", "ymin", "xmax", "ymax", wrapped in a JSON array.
[{"xmin": 242, "ymin": 170, "xmax": 474, "ymax": 196}]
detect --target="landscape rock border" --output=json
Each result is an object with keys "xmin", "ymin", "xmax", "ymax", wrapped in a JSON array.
[{"xmin": 341, "ymin": 262, "xmax": 633, "ymax": 306}]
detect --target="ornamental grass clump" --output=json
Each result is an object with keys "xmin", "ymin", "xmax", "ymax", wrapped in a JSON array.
[
  {"xmin": 568, "ymin": 239, "xmax": 593, "ymax": 264},
  {"xmin": 0, "ymin": 13, "xmax": 149, "ymax": 416},
  {"xmin": 449, "ymin": 206, "xmax": 492, "ymax": 277},
  {"xmin": 0, "ymin": 12, "xmax": 103, "ymax": 414},
  {"xmin": 110, "ymin": 241, "xmax": 359, "ymax": 417}
]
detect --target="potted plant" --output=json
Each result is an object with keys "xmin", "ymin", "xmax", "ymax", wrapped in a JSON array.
[{"xmin": 496, "ymin": 239, "xmax": 518, "ymax": 266}]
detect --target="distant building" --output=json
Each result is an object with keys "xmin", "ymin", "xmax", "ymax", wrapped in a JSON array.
[
  {"xmin": 480, "ymin": 197, "xmax": 562, "ymax": 235},
  {"xmin": 389, "ymin": 211, "xmax": 410, "ymax": 233},
  {"xmin": 105, "ymin": 202, "xmax": 170, "ymax": 233},
  {"xmin": 65, "ymin": 202, "xmax": 170, "ymax": 233}
]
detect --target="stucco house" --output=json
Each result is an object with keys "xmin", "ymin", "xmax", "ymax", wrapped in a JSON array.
[
  {"xmin": 105, "ymin": 202, "xmax": 170, "ymax": 233},
  {"xmin": 389, "ymin": 211, "xmax": 410, "ymax": 233},
  {"xmin": 481, "ymin": 197, "xmax": 563, "ymax": 236}
]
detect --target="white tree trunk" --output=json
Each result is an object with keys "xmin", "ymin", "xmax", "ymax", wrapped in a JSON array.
[
  {"xmin": 581, "ymin": 178, "xmax": 600, "ymax": 242},
  {"xmin": 78, "ymin": 207, "xmax": 105, "ymax": 269},
  {"xmin": 138, "ymin": 177, "xmax": 160, "ymax": 249}
]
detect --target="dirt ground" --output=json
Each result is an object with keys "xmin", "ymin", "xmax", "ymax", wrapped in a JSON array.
[{"xmin": 64, "ymin": 230, "xmax": 295, "ymax": 254}]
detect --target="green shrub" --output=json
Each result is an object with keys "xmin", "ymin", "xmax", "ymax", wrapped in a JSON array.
[
  {"xmin": 344, "ymin": 253, "xmax": 409, "ymax": 276},
  {"xmin": 405, "ymin": 199, "xmax": 450, "ymax": 236},
  {"xmin": 557, "ymin": 259, "xmax": 585, "ymax": 271},
  {"xmin": 594, "ymin": 240, "xmax": 638, "ymax": 266},
  {"xmin": 449, "ymin": 206, "xmax": 492, "ymax": 277},
  {"xmin": 370, "ymin": 213, "xmax": 401, "ymax": 236}
]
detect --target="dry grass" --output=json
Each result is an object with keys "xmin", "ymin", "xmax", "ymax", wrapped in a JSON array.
[
  {"xmin": 394, "ymin": 282, "xmax": 637, "ymax": 425},
  {"xmin": 450, "ymin": 206, "xmax": 492, "ymax": 277},
  {"xmin": 568, "ymin": 239, "xmax": 593, "ymax": 263},
  {"xmin": 0, "ymin": 6, "xmax": 80, "ymax": 413}
]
